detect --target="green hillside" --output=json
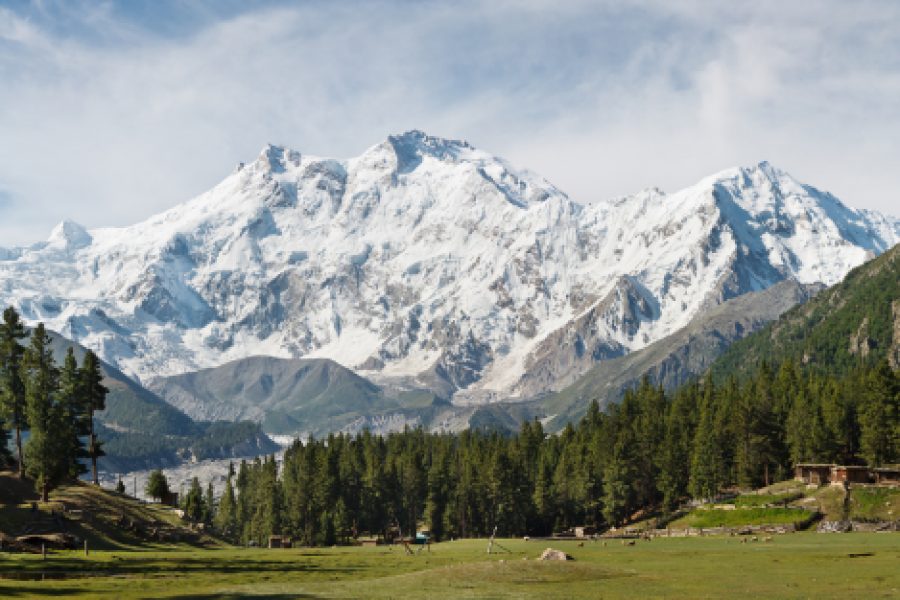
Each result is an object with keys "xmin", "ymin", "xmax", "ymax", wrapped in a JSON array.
[
  {"xmin": 26, "ymin": 328, "xmax": 270, "ymax": 469},
  {"xmin": 710, "ymin": 243, "xmax": 900, "ymax": 383},
  {"xmin": 39, "ymin": 328, "xmax": 197, "ymax": 435}
]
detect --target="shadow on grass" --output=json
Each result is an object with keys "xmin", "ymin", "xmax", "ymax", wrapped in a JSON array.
[{"xmin": 0, "ymin": 588, "xmax": 317, "ymax": 599}]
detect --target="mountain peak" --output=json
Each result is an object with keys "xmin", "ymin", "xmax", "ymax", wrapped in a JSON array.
[
  {"xmin": 255, "ymin": 144, "xmax": 301, "ymax": 172},
  {"xmin": 755, "ymin": 160, "xmax": 785, "ymax": 181},
  {"xmin": 48, "ymin": 219, "xmax": 92, "ymax": 250}
]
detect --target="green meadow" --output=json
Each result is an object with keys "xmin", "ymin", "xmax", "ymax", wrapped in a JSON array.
[{"xmin": 2, "ymin": 534, "xmax": 900, "ymax": 597}]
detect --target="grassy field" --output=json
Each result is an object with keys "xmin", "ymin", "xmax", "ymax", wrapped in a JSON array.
[
  {"xmin": 667, "ymin": 508, "xmax": 809, "ymax": 529},
  {"xmin": 723, "ymin": 492, "xmax": 803, "ymax": 507},
  {"xmin": 2, "ymin": 534, "xmax": 900, "ymax": 597}
]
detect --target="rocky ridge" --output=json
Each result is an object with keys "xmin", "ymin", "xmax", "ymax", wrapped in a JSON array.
[{"xmin": 0, "ymin": 132, "xmax": 897, "ymax": 405}]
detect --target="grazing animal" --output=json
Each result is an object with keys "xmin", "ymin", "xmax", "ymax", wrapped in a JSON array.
[
  {"xmin": 763, "ymin": 536, "xmax": 773, "ymax": 542},
  {"xmin": 603, "ymin": 542, "xmax": 607, "ymax": 547},
  {"xmin": 577, "ymin": 542, "xmax": 584, "ymax": 547},
  {"xmin": 740, "ymin": 538, "xmax": 747, "ymax": 544},
  {"xmin": 751, "ymin": 537, "xmax": 758, "ymax": 542}
]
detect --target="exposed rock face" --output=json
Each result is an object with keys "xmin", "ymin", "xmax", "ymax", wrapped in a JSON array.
[
  {"xmin": 890, "ymin": 300, "xmax": 900, "ymax": 370},
  {"xmin": 0, "ymin": 133, "xmax": 897, "ymax": 405},
  {"xmin": 543, "ymin": 279, "xmax": 825, "ymax": 422},
  {"xmin": 850, "ymin": 317, "xmax": 876, "ymax": 357}
]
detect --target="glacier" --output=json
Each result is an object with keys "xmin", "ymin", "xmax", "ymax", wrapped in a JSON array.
[{"xmin": 0, "ymin": 130, "xmax": 897, "ymax": 404}]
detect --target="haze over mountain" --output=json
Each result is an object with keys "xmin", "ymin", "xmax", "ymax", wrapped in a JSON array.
[{"xmin": 0, "ymin": 131, "xmax": 897, "ymax": 408}]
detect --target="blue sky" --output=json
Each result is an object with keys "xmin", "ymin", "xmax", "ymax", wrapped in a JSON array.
[{"xmin": 1, "ymin": 0, "xmax": 899, "ymax": 245}]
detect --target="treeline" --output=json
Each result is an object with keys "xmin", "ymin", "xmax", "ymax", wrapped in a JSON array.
[
  {"xmin": 212, "ymin": 359, "xmax": 900, "ymax": 546},
  {"xmin": 0, "ymin": 307, "xmax": 108, "ymax": 500}
]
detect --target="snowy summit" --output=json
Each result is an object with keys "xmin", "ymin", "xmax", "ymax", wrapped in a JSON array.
[{"xmin": 0, "ymin": 131, "xmax": 898, "ymax": 403}]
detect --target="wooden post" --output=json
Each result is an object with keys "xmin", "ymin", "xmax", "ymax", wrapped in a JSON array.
[
  {"xmin": 487, "ymin": 526, "xmax": 496, "ymax": 554},
  {"xmin": 85, "ymin": 540, "xmax": 89, "ymax": 557},
  {"xmin": 42, "ymin": 543, "xmax": 46, "ymax": 559}
]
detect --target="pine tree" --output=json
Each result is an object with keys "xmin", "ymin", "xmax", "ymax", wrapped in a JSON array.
[
  {"xmin": 80, "ymin": 350, "xmax": 108, "ymax": 485},
  {"xmin": 0, "ymin": 307, "xmax": 29, "ymax": 478},
  {"xmin": 602, "ymin": 440, "xmax": 634, "ymax": 527},
  {"xmin": 116, "ymin": 478, "xmax": 126, "ymax": 494},
  {"xmin": 216, "ymin": 475, "xmax": 238, "ymax": 536},
  {"xmin": 205, "ymin": 480, "xmax": 216, "ymax": 523},
  {"xmin": 22, "ymin": 324, "xmax": 66, "ymax": 501},
  {"xmin": 59, "ymin": 348, "xmax": 89, "ymax": 478},
  {"xmin": 689, "ymin": 383, "xmax": 722, "ymax": 500},
  {"xmin": 424, "ymin": 449, "xmax": 450, "ymax": 541},
  {"xmin": 657, "ymin": 405, "xmax": 687, "ymax": 513},
  {"xmin": 184, "ymin": 476, "xmax": 204, "ymax": 520},
  {"xmin": 859, "ymin": 360, "xmax": 900, "ymax": 467},
  {"xmin": 145, "ymin": 469, "xmax": 170, "ymax": 502}
]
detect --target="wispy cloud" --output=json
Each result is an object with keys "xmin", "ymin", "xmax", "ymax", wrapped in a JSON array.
[{"xmin": 1, "ymin": 1, "xmax": 899, "ymax": 245}]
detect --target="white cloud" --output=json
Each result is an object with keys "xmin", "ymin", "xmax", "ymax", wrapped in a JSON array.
[{"xmin": 0, "ymin": 1, "xmax": 899, "ymax": 245}]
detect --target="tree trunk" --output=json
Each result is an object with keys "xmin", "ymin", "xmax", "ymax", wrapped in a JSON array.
[
  {"xmin": 15, "ymin": 424, "xmax": 23, "ymax": 479},
  {"xmin": 42, "ymin": 481, "xmax": 49, "ymax": 503},
  {"xmin": 90, "ymin": 409, "xmax": 98, "ymax": 485}
]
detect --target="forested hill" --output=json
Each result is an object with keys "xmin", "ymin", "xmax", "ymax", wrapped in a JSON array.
[
  {"xmin": 540, "ymin": 279, "xmax": 823, "ymax": 429},
  {"xmin": 710, "ymin": 242, "xmax": 900, "ymax": 383},
  {"xmin": 22, "ymin": 327, "xmax": 278, "ymax": 470},
  {"xmin": 34, "ymin": 327, "xmax": 199, "ymax": 435}
]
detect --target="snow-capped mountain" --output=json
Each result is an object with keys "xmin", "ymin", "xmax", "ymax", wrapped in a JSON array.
[{"xmin": 1, "ymin": 131, "xmax": 898, "ymax": 404}]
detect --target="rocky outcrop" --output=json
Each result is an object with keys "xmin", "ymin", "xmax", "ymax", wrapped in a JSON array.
[
  {"xmin": 850, "ymin": 317, "xmax": 876, "ymax": 357},
  {"xmin": 890, "ymin": 300, "xmax": 900, "ymax": 370},
  {"xmin": 540, "ymin": 548, "xmax": 573, "ymax": 561}
]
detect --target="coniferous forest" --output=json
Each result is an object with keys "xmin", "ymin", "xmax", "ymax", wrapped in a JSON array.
[
  {"xmin": 4, "ymin": 303, "xmax": 900, "ymax": 546},
  {"xmin": 214, "ymin": 358, "xmax": 900, "ymax": 546},
  {"xmin": 0, "ymin": 307, "xmax": 108, "ymax": 500}
]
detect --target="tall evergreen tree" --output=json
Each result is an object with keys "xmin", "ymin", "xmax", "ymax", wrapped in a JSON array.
[
  {"xmin": 205, "ymin": 480, "xmax": 216, "ymax": 523},
  {"xmin": 59, "ymin": 348, "xmax": 89, "ymax": 477},
  {"xmin": 22, "ymin": 324, "xmax": 66, "ymax": 501},
  {"xmin": 689, "ymin": 382, "xmax": 722, "ymax": 500},
  {"xmin": 80, "ymin": 350, "xmax": 108, "ymax": 485},
  {"xmin": 216, "ymin": 475, "xmax": 238, "ymax": 535},
  {"xmin": 0, "ymin": 306, "xmax": 29, "ymax": 478},
  {"xmin": 184, "ymin": 476, "xmax": 204, "ymax": 520},
  {"xmin": 859, "ymin": 360, "xmax": 900, "ymax": 467},
  {"xmin": 602, "ymin": 439, "xmax": 634, "ymax": 528}
]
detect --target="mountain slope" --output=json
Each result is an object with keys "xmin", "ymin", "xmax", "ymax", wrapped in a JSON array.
[
  {"xmin": 540, "ymin": 278, "xmax": 825, "ymax": 427},
  {"xmin": 25, "ymin": 328, "xmax": 280, "ymax": 469},
  {"xmin": 0, "ymin": 132, "xmax": 897, "ymax": 404},
  {"xmin": 147, "ymin": 356, "xmax": 400, "ymax": 434},
  {"xmin": 710, "ymin": 242, "xmax": 900, "ymax": 382},
  {"xmin": 35, "ymin": 327, "xmax": 196, "ymax": 435}
]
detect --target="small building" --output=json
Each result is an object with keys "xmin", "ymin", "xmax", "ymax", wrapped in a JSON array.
[
  {"xmin": 795, "ymin": 464, "xmax": 834, "ymax": 485},
  {"xmin": 574, "ymin": 526, "xmax": 596, "ymax": 538},
  {"xmin": 358, "ymin": 538, "xmax": 381, "ymax": 547},
  {"xmin": 831, "ymin": 466, "xmax": 870, "ymax": 485},
  {"xmin": 871, "ymin": 468, "xmax": 900, "ymax": 484},
  {"xmin": 161, "ymin": 491, "xmax": 179, "ymax": 508},
  {"xmin": 268, "ymin": 536, "xmax": 284, "ymax": 549}
]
